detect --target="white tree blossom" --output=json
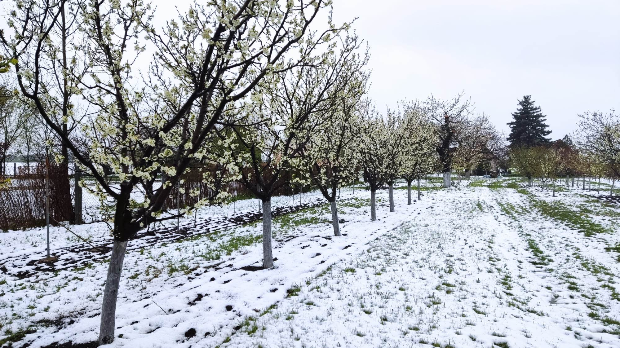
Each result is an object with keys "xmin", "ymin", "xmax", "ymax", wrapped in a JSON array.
[
  {"xmin": 399, "ymin": 102, "xmax": 438, "ymax": 204},
  {"xmin": 300, "ymin": 35, "xmax": 369, "ymax": 236},
  {"xmin": 2, "ymin": 0, "xmax": 338, "ymax": 343},
  {"xmin": 358, "ymin": 103, "xmax": 391, "ymax": 221},
  {"xmin": 453, "ymin": 114, "xmax": 499, "ymax": 179},
  {"xmin": 576, "ymin": 110, "xmax": 620, "ymax": 180},
  {"xmin": 219, "ymin": 22, "xmax": 354, "ymax": 268}
]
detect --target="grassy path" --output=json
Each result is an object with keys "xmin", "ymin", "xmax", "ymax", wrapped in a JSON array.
[{"xmin": 221, "ymin": 185, "xmax": 620, "ymax": 348}]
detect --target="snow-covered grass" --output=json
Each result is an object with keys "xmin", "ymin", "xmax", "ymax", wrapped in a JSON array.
[{"xmin": 1, "ymin": 177, "xmax": 619, "ymax": 348}]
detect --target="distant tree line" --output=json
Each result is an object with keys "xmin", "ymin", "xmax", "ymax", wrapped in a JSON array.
[{"xmin": 507, "ymin": 95, "xmax": 619, "ymax": 196}]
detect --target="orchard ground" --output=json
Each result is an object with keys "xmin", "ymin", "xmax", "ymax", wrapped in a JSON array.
[{"xmin": 1, "ymin": 177, "xmax": 619, "ymax": 348}]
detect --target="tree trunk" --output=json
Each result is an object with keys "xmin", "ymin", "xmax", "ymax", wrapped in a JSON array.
[
  {"xmin": 0, "ymin": 151, "xmax": 5, "ymax": 176},
  {"xmin": 407, "ymin": 180, "xmax": 412, "ymax": 205},
  {"xmin": 45, "ymin": 157, "xmax": 50, "ymax": 258},
  {"xmin": 583, "ymin": 176, "xmax": 586, "ymax": 190},
  {"xmin": 262, "ymin": 199, "xmax": 273, "ymax": 269},
  {"xmin": 417, "ymin": 178, "xmax": 421, "ymax": 201},
  {"xmin": 443, "ymin": 171, "xmax": 451, "ymax": 188},
  {"xmin": 74, "ymin": 167, "xmax": 82, "ymax": 224},
  {"xmin": 370, "ymin": 189, "xmax": 376, "ymax": 221},
  {"xmin": 610, "ymin": 178, "xmax": 615, "ymax": 196},
  {"xmin": 465, "ymin": 169, "xmax": 471, "ymax": 180},
  {"xmin": 598, "ymin": 177, "xmax": 601, "ymax": 193},
  {"xmin": 572, "ymin": 176, "xmax": 575, "ymax": 188},
  {"xmin": 388, "ymin": 183, "xmax": 394, "ymax": 212},
  {"xmin": 330, "ymin": 200, "xmax": 340, "ymax": 236},
  {"xmin": 59, "ymin": 3, "xmax": 73, "ymax": 222},
  {"xmin": 98, "ymin": 240, "xmax": 128, "ymax": 345},
  {"xmin": 552, "ymin": 179, "xmax": 556, "ymax": 197}
]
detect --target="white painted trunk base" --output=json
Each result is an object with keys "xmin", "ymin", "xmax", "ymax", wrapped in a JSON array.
[
  {"xmin": 330, "ymin": 201, "xmax": 340, "ymax": 236},
  {"xmin": 388, "ymin": 184, "xmax": 395, "ymax": 212},
  {"xmin": 370, "ymin": 190, "xmax": 376, "ymax": 221},
  {"xmin": 99, "ymin": 240, "xmax": 128, "ymax": 345},
  {"xmin": 443, "ymin": 172, "xmax": 451, "ymax": 188},
  {"xmin": 262, "ymin": 200, "xmax": 274, "ymax": 268}
]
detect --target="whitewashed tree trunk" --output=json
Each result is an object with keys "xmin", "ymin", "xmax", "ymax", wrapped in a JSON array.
[
  {"xmin": 98, "ymin": 240, "xmax": 128, "ymax": 345},
  {"xmin": 262, "ymin": 200, "xmax": 273, "ymax": 268},
  {"xmin": 417, "ymin": 178, "xmax": 421, "ymax": 200},
  {"xmin": 610, "ymin": 178, "xmax": 615, "ymax": 196},
  {"xmin": 388, "ymin": 183, "xmax": 394, "ymax": 212},
  {"xmin": 443, "ymin": 171, "xmax": 451, "ymax": 188},
  {"xmin": 370, "ymin": 189, "xmax": 376, "ymax": 221},
  {"xmin": 330, "ymin": 201, "xmax": 341, "ymax": 236},
  {"xmin": 407, "ymin": 181, "xmax": 412, "ymax": 205}
]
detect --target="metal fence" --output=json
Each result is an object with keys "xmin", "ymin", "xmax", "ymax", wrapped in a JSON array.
[
  {"xmin": 0, "ymin": 162, "xmax": 72, "ymax": 230},
  {"xmin": 0, "ymin": 162, "xmax": 315, "ymax": 231}
]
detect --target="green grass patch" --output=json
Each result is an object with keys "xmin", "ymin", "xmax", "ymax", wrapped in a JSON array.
[
  {"xmin": 395, "ymin": 185, "xmax": 443, "ymax": 192},
  {"xmin": 468, "ymin": 180, "xmax": 485, "ymax": 187},
  {"xmin": 579, "ymin": 202, "xmax": 620, "ymax": 219},
  {"xmin": 286, "ymin": 285, "xmax": 301, "ymax": 298},
  {"xmin": 273, "ymin": 204, "xmax": 330, "ymax": 229},
  {"xmin": 530, "ymin": 199, "xmax": 610, "ymax": 236},
  {"xmin": 220, "ymin": 234, "xmax": 262, "ymax": 256},
  {"xmin": 0, "ymin": 327, "xmax": 37, "ymax": 346},
  {"xmin": 526, "ymin": 238, "xmax": 553, "ymax": 266},
  {"xmin": 469, "ymin": 178, "xmax": 521, "ymax": 190},
  {"xmin": 339, "ymin": 197, "xmax": 369, "ymax": 209},
  {"xmin": 195, "ymin": 232, "xmax": 262, "ymax": 262},
  {"xmin": 496, "ymin": 201, "xmax": 528, "ymax": 220},
  {"xmin": 473, "ymin": 307, "xmax": 486, "ymax": 315},
  {"xmin": 476, "ymin": 201, "xmax": 484, "ymax": 212},
  {"xmin": 260, "ymin": 304, "xmax": 277, "ymax": 317},
  {"xmin": 604, "ymin": 244, "xmax": 620, "ymax": 253}
]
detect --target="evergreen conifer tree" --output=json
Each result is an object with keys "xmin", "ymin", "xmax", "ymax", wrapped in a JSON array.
[{"xmin": 507, "ymin": 95, "xmax": 551, "ymax": 148}]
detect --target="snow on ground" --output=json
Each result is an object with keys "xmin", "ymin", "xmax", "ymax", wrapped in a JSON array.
[
  {"xmin": 0, "ymin": 187, "xmax": 332, "ymax": 255},
  {"xmin": 1, "ymin": 177, "xmax": 619, "ymax": 348},
  {"xmin": 223, "ymin": 181, "xmax": 620, "ymax": 348}
]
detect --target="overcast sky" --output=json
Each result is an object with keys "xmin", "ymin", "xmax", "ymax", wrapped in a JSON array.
[
  {"xmin": 2, "ymin": 0, "xmax": 618, "ymax": 139},
  {"xmin": 329, "ymin": 0, "xmax": 620, "ymax": 139}
]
